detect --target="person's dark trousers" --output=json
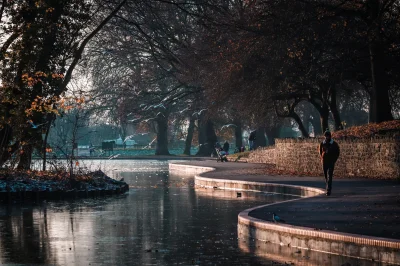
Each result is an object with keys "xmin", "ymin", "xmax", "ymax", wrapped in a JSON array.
[{"xmin": 323, "ymin": 162, "xmax": 335, "ymax": 195}]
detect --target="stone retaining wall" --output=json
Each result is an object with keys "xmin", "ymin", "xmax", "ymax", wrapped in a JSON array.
[
  {"xmin": 194, "ymin": 176, "xmax": 323, "ymax": 197},
  {"xmin": 238, "ymin": 212, "xmax": 400, "ymax": 264},
  {"xmin": 169, "ymin": 162, "xmax": 400, "ymax": 264},
  {"xmin": 247, "ymin": 137, "xmax": 400, "ymax": 178},
  {"xmin": 247, "ymin": 146, "xmax": 276, "ymax": 164}
]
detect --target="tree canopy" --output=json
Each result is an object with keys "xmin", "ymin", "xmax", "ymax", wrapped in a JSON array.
[{"xmin": 1, "ymin": 0, "xmax": 400, "ymax": 167}]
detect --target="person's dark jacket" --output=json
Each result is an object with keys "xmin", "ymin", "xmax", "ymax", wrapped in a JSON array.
[
  {"xmin": 223, "ymin": 142, "xmax": 229, "ymax": 153},
  {"xmin": 319, "ymin": 139, "xmax": 340, "ymax": 164},
  {"xmin": 249, "ymin": 131, "xmax": 256, "ymax": 141}
]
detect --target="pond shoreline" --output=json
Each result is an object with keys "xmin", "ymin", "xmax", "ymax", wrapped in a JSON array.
[
  {"xmin": 0, "ymin": 169, "xmax": 129, "ymax": 203},
  {"xmin": 32, "ymin": 155, "xmax": 210, "ymax": 160},
  {"xmin": 0, "ymin": 184, "xmax": 129, "ymax": 203},
  {"xmin": 1, "ymin": 156, "xmax": 209, "ymax": 203}
]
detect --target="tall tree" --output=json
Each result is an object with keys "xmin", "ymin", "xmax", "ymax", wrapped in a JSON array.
[{"xmin": 0, "ymin": 0, "xmax": 127, "ymax": 168}]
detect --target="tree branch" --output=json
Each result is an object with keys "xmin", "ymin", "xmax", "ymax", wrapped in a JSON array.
[
  {"xmin": 0, "ymin": 32, "xmax": 20, "ymax": 60},
  {"xmin": 0, "ymin": 0, "xmax": 6, "ymax": 23},
  {"xmin": 61, "ymin": 0, "xmax": 128, "ymax": 92}
]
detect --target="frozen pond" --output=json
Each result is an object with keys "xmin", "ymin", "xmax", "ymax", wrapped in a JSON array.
[{"xmin": 0, "ymin": 160, "xmax": 376, "ymax": 265}]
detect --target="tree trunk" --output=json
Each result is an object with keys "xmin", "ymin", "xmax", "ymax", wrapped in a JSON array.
[
  {"xmin": 265, "ymin": 125, "xmax": 280, "ymax": 145},
  {"xmin": 155, "ymin": 116, "xmax": 170, "ymax": 155},
  {"xmin": 254, "ymin": 127, "xmax": 267, "ymax": 149},
  {"xmin": 119, "ymin": 123, "xmax": 127, "ymax": 149},
  {"xmin": 196, "ymin": 118, "xmax": 207, "ymax": 155},
  {"xmin": 329, "ymin": 88, "xmax": 343, "ymax": 130},
  {"xmin": 17, "ymin": 144, "xmax": 33, "ymax": 170},
  {"xmin": 368, "ymin": 40, "xmax": 393, "ymax": 122},
  {"xmin": 234, "ymin": 120, "xmax": 242, "ymax": 149},
  {"xmin": 183, "ymin": 117, "xmax": 195, "ymax": 155},
  {"xmin": 42, "ymin": 122, "xmax": 51, "ymax": 171},
  {"xmin": 303, "ymin": 115, "xmax": 312, "ymax": 136},
  {"xmin": 311, "ymin": 107, "xmax": 322, "ymax": 136},
  {"xmin": 310, "ymin": 99, "xmax": 329, "ymax": 133},
  {"xmin": 0, "ymin": 124, "xmax": 13, "ymax": 167},
  {"xmin": 69, "ymin": 142, "xmax": 75, "ymax": 178},
  {"xmin": 292, "ymin": 113, "xmax": 309, "ymax": 138},
  {"xmin": 311, "ymin": 116, "xmax": 322, "ymax": 136},
  {"xmin": 320, "ymin": 103, "xmax": 330, "ymax": 133},
  {"xmin": 274, "ymin": 99, "xmax": 307, "ymax": 137},
  {"xmin": 0, "ymin": 0, "xmax": 7, "ymax": 24},
  {"xmin": 309, "ymin": 97, "xmax": 330, "ymax": 134},
  {"xmin": 17, "ymin": 126, "xmax": 43, "ymax": 170},
  {"xmin": 205, "ymin": 120, "xmax": 217, "ymax": 155},
  {"xmin": 0, "ymin": 143, "xmax": 18, "ymax": 168},
  {"xmin": 365, "ymin": 0, "xmax": 393, "ymax": 123},
  {"xmin": 196, "ymin": 119, "xmax": 217, "ymax": 156}
]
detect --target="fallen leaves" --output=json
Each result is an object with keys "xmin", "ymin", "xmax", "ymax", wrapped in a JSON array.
[{"xmin": 332, "ymin": 120, "xmax": 400, "ymax": 139}]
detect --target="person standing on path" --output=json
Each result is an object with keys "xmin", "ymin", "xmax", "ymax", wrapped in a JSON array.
[
  {"xmin": 223, "ymin": 141, "xmax": 230, "ymax": 154},
  {"xmin": 248, "ymin": 131, "xmax": 256, "ymax": 150},
  {"xmin": 319, "ymin": 130, "xmax": 340, "ymax": 196}
]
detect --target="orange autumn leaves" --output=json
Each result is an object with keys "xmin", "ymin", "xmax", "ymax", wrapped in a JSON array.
[
  {"xmin": 25, "ymin": 95, "xmax": 86, "ymax": 117},
  {"xmin": 21, "ymin": 72, "xmax": 64, "ymax": 87},
  {"xmin": 331, "ymin": 120, "xmax": 400, "ymax": 139},
  {"xmin": 57, "ymin": 96, "xmax": 86, "ymax": 111},
  {"xmin": 20, "ymin": 71, "xmax": 66, "ymax": 117},
  {"xmin": 25, "ymin": 96, "xmax": 59, "ymax": 116}
]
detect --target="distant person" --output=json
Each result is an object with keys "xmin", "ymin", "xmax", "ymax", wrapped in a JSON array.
[
  {"xmin": 248, "ymin": 131, "xmax": 256, "ymax": 150},
  {"xmin": 223, "ymin": 141, "xmax": 229, "ymax": 154},
  {"xmin": 212, "ymin": 142, "xmax": 222, "ymax": 157},
  {"xmin": 89, "ymin": 143, "xmax": 95, "ymax": 156},
  {"xmin": 215, "ymin": 142, "xmax": 221, "ymax": 149},
  {"xmin": 319, "ymin": 129, "xmax": 340, "ymax": 196}
]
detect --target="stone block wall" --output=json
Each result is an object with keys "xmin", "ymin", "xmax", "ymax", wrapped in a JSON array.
[
  {"xmin": 247, "ymin": 146, "xmax": 276, "ymax": 164},
  {"xmin": 247, "ymin": 137, "xmax": 400, "ymax": 179}
]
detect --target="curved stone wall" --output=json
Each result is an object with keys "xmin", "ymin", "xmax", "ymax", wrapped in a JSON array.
[
  {"xmin": 169, "ymin": 162, "xmax": 400, "ymax": 264},
  {"xmin": 238, "ymin": 205, "xmax": 400, "ymax": 264}
]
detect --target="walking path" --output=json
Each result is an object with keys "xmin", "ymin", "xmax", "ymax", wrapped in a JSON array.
[{"xmin": 171, "ymin": 160, "xmax": 400, "ymax": 240}]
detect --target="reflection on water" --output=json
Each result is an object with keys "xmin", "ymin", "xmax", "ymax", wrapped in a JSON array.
[
  {"xmin": 238, "ymin": 238, "xmax": 383, "ymax": 266},
  {"xmin": 0, "ymin": 160, "xmax": 297, "ymax": 265}
]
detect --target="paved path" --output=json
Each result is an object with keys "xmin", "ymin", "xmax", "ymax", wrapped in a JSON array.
[{"xmin": 175, "ymin": 160, "xmax": 400, "ymax": 240}]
